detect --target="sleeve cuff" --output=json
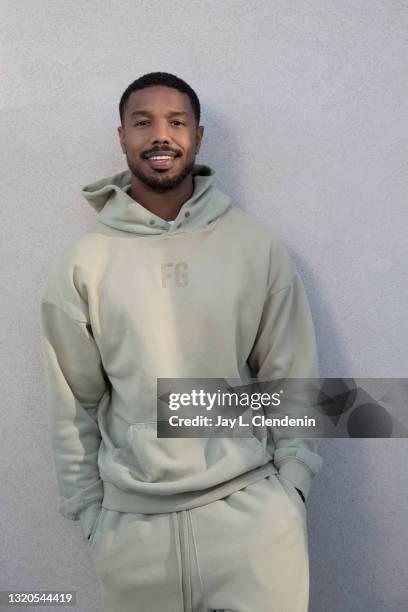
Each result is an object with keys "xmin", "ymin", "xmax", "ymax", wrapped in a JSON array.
[
  {"xmin": 277, "ymin": 458, "xmax": 314, "ymax": 501},
  {"xmin": 78, "ymin": 502, "xmax": 102, "ymax": 539}
]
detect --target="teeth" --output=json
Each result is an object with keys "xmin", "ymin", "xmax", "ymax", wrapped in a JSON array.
[{"xmin": 149, "ymin": 156, "xmax": 173, "ymax": 160}]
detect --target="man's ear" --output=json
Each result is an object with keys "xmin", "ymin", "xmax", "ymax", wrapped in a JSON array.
[{"xmin": 118, "ymin": 126, "xmax": 126, "ymax": 154}]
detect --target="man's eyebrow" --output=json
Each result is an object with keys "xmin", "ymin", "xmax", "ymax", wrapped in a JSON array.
[{"xmin": 129, "ymin": 110, "xmax": 189, "ymax": 118}]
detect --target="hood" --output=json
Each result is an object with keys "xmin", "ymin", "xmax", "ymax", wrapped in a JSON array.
[{"xmin": 81, "ymin": 164, "xmax": 232, "ymax": 235}]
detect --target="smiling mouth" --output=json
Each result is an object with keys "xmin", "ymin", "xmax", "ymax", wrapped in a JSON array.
[{"xmin": 145, "ymin": 155, "xmax": 179, "ymax": 170}]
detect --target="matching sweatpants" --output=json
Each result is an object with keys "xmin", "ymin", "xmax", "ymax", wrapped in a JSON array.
[{"xmin": 86, "ymin": 473, "xmax": 309, "ymax": 612}]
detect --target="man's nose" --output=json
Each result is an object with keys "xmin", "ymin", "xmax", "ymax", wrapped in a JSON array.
[{"xmin": 151, "ymin": 119, "xmax": 171, "ymax": 143}]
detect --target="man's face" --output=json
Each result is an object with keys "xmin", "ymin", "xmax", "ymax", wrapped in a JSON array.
[{"xmin": 118, "ymin": 86, "xmax": 204, "ymax": 193}]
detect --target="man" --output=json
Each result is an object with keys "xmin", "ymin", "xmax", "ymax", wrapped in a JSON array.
[{"xmin": 40, "ymin": 71, "xmax": 323, "ymax": 612}]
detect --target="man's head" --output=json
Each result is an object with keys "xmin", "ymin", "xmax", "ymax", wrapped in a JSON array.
[{"xmin": 118, "ymin": 72, "xmax": 204, "ymax": 193}]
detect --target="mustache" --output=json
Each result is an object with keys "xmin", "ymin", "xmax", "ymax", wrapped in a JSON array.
[{"xmin": 142, "ymin": 147, "xmax": 181, "ymax": 158}]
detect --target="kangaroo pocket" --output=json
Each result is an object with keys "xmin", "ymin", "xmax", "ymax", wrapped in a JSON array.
[{"xmin": 125, "ymin": 421, "xmax": 266, "ymax": 485}]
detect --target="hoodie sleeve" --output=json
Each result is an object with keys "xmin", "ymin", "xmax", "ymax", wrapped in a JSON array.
[
  {"xmin": 39, "ymin": 256, "xmax": 108, "ymax": 532},
  {"xmin": 247, "ymin": 240, "xmax": 323, "ymax": 501}
]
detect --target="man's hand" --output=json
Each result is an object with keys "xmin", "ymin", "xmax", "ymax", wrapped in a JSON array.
[{"xmin": 295, "ymin": 487, "xmax": 305, "ymax": 503}]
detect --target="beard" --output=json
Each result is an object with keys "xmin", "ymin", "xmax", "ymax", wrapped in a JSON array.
[{"xmin": 126, "ymin": 154, "xmax": 196, "ymax": 193}]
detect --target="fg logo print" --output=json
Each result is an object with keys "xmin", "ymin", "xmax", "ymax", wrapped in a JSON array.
[{"xmin": 161, "ymin": 262, "xmax": 189, "ymax": 288}]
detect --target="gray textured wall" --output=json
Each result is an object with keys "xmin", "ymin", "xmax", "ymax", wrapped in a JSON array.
[{"xmin": 1, "ymin": 1, "xmax": 407, "ymax": 610}]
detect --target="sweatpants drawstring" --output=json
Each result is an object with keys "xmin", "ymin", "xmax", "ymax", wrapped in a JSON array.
[
  {"xmin": 187, "ymin": 509, "xmax": 205, "ymax": 611},
  {"xmin": 171, "ymin": 512, "xmax": 185, "ymax": 609},
  {"xmin": 171, "ymin": 510, "xmax": 193, "ymax": 611}
]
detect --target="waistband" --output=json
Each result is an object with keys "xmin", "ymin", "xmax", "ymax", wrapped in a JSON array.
[{"xmin": 102, "ymin": 462, "xmax": 278, "ymax": 514}]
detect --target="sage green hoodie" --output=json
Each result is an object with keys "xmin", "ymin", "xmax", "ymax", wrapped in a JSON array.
[{"xmin": 40, "ymin": 164, "xmax": 323, "ymax": 538}]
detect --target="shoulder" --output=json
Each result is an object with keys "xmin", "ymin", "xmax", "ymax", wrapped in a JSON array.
[
  {"xmin": 41, "ymin": 226, "xmax": 108, "ymax": 318},
  {"xmin": 224, "ymin": 206, "xmax": 292, "ymax": 262},
  {"xmin": 46, "ymin": 225, "xmax": 108, "ymax": 277},
  {"xmin": 224, "ymin": 207, "xmax": 286, "ymax": 249},
  {"xmin": 223, "ymin": 207, "xmax": 295, "ymax": 292}
]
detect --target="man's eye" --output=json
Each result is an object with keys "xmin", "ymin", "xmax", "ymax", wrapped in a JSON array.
[{"xmin": 133, "ymin": 120, "xmax": 185, "ymax": 127}]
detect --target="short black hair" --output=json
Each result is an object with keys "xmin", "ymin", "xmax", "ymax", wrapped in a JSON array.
[{"xmin": 119, "ymin": 71, "xmax": 201, "ymax": 127}]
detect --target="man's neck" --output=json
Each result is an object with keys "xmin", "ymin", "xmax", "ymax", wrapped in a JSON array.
[{"xmin": 130, "ymin": 175, "xmax": 194, "ymax": 221}]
